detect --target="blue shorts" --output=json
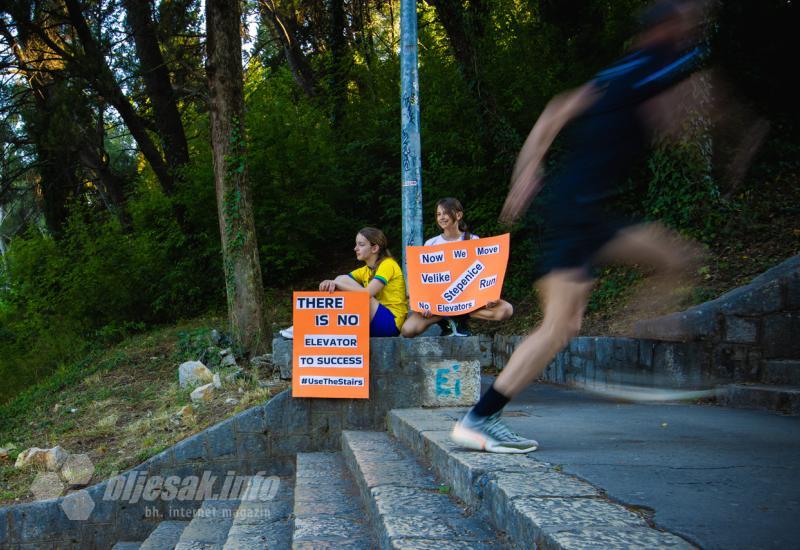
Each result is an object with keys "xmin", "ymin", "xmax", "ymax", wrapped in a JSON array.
[{"xmin": 370, "ymin": 304, "xmax": 400, "ymax": 337}]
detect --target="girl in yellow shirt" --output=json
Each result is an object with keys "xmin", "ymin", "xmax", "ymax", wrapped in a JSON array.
[{"xmin": 280, "ymin": 227, "xmax": 408, "ymax": 338}]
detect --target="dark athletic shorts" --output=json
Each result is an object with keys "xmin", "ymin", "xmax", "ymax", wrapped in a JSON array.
[
  {"xmin": 535, "ymin": 194, "xmax": 637, "ymax": 280},
  {"xmin": 370, "ymin": 303, "xmax": 400, "ymax": 337}
]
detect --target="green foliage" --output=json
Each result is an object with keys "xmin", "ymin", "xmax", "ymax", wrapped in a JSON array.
[
  {"xmin": 246, "ymin": 66, "xmax": 353, "ymax": 285},
  {"xmin": 587, "ymin": 267, "xmax": 642, "ymax": 314},
  {"xmin": 0, "ymin": 184, "xmax": 220, "ymax": 402},
  {"xmin": 643, "ymin": 135, "xmax": 723, "ymax": 240}
]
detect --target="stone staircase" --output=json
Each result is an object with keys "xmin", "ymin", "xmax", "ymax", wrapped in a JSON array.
[
  {"xmin": 720, "ymin": 358, "xmax": 800, "ymax": 414},
  {"xmin": 632, "ymin": 254, "xmax": 800, "ymax": 415},
  {"xmin": 107, "ymin": 425, "xmax": 508, "ymax": 549},
  {"xmin": 107, "ymin": 405, "xmax": 696, "ymax": 550}
]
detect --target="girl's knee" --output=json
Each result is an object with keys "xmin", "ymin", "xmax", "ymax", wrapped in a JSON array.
[
  {"xmin": 400, "ymin": 314, "xmax": 423, "ymax": 338},
  {"xmin": 500, "ymin": 301, "xmax": 514, "ymax": 320},
  {"xmin": 401, "ymin": 323, "xmax": 417, "ymax": 338}
]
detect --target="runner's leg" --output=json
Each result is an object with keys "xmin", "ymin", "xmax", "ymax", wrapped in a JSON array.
[
  {"xmin": 493, "ymin": 269, "xmax": 593, "ymax": 397},
  {"xmin": 450, "ymin": 269, "xmax": 592, "ymax": 453}
]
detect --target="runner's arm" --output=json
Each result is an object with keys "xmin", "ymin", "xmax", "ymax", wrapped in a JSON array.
[{"xmin": 500, "ymin": 83, "xmax": 598, "ymax": 225}]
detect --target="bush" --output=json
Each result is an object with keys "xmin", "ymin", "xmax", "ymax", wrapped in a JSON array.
[{"xmin": 0, "ymin": 185, "xmax": 220, "ymax": 402}]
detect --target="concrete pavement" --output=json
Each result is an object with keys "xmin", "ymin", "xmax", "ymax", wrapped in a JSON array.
[{"xmin": 498, "ymin": 379, "xmax": 800, "ymax": 549}]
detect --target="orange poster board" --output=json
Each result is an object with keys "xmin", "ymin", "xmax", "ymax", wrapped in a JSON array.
[
  {"xmin": 291, "ymin": 291, "xmax": 370, "ymax": 399},
  {"xmin": 406, "ymin": 234, "xmax": 510, "ymax": 316}
]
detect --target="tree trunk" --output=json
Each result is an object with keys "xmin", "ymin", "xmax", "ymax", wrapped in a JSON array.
[
  {"xmin": 206, "ymin": 0, "xmax": 267, "ymax": 354},
  {"xmin": 63, "ymin": 0, "xmax": 176, "ymax": 195},
  {"xmin": 123, "ymin": 0, "xmax": 190, "ymax": 172},
  {"xmin": 0, "ymin": 18, "xmax": 78, "ymax": 235},
  {"xmin": 258, "ymin": 0, "xmax": 317, "ymax": 97},
  {"xmin": 329, "ymin": 0, "xmax": 347, "ymax": 124},
  {"xmin": 426, "ymin": 0, "xmax": 519, "ymax": 167},
  {"xmin": 3, "ymin": 11, "xmax": 132, "ymax": 231}
]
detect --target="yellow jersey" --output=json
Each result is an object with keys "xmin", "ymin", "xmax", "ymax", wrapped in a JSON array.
[{"xmin": 348, "ymin": 257, "xmax": 408, "ymax": 330}]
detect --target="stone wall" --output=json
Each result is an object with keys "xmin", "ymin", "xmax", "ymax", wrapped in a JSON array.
[
  {"xmin": 0, "ymin": 337, "xmax": 483, "ymax": 549},
  {"xmin": 634, "ymin": 255, "xmax": 800, "ymax": 353},
  {"xmin": 494, "ymin": 334, "xmax": 724, "ymax": 390},
  {"xmin": 495, "ymin": 255, "xmax": 800, "ymax": 391}
]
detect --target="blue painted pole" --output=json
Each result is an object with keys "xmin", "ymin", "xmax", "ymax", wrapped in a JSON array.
[{"xmin": 400, "ymin": 0, "xmax": 423, "ymax": 276}]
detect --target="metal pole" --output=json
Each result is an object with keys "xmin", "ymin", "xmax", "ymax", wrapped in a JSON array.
[{"xmin": 400, "ymin": 0, "xmax": 423, "ymax": 276}]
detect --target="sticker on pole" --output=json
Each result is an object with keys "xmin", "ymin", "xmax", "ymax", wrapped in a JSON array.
[
  {"xmin": 406, "ymin": 234, "xmax": 510, "ymax": 316},
  {"xmin": 292, "ymin": 291, "xmax": 370, "ymax": 399}
]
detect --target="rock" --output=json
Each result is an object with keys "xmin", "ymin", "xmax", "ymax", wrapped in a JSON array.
[
  {"xmin": 178, "ymin": 361, "xmax": 213, "ymax": 388},
  {"xmin": 219, "ymin": 348, "xmax": 231, "ymax": 357},
  {"xmin": 238, "ymin": 387, "xmax": 244, "ymax": 394},
  {"xmin": 257, "ymin": 379, "xmax": 284, "ymax": 389},
  {"xmin": 0, "ymin": 448, "xmax": 9, "ymax": 461},
  {"xmin": 220, "ymin": 354, "xmax": 238, "ymax": 368},
  {"xmin": 68, "ymin": 408, "xmax": 78, "ymax": 414},
  {"xmin": 60, "ymin": 454, "xmax": 94, "ymax": 486},
  {"xmin": 213, "ymin": 373, "xmax": 222, "ymax": 389},
  {"xmin": 190, "ymin": 383, "xmax": 215, "ymax": 403},
  {"xmin": 225, "ymin": 398, "xmax": 239, "ymax": 405},
  {"xmin": 14, "ymin": 446, "xmax": 69, "ymax": 471},
  {"xmin": 52, "ymin": 404, "xmax": 60, "ymax": 413}
]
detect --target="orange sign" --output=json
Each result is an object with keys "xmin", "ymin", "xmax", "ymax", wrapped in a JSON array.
[
  {"xmin": 291, "ymin": 291, "xmax": 370, "ymax": 399},
  {"xmin": 406, "ymin": 234, "xmax": 510, "ymax": 316}
]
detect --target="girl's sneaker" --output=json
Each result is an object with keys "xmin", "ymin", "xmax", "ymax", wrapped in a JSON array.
[
  {"xmin": 452, "ymin": 317, "xmax": 471, "ymax": 337},
  {"xmin": 437, "ymin": 319, "xmax": 453, "ymax": 336},
  {"xmin": 279, "ymin": 326, "xmax": 294, "ymax": 339},
  {"xmin": 437, "ymin": 317, "xmax": 470, "ymax": 337}
]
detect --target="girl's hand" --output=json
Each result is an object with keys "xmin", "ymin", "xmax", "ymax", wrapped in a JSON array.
[
  {"xmin": 319, "ymin": 280, "xmax": 337, "ymax": 293},
  {"xmin": 485, "ymin": 300, "xmax": 499, "ymax": 309},
  {"xmin": 421, "ymin": 309, "xmax": 433, "ymax": 319}
]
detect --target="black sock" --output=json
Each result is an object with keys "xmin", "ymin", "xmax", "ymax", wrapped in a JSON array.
[{"xmin": 470, "ymin": 383, "xmax": 510, "ymax": 419}]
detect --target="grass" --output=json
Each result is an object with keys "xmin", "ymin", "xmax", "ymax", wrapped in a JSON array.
[{"xmin": 0, "ymin": 316, "xmax": 289, "ymax": 506}]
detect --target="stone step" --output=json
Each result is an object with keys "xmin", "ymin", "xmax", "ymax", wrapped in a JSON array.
[
  {"xmin": 721, "ymin": 384, "xmax": 800, "ymax": 414},
  {"xmin": 174, "ymin": 499, "xmax": 240, "ymax": 550},
  {"xmin": 388, "ymin": 408, "xmax": 695, "ymax": 549},
  {"xmin": 139, "ymin": 520, "xmax": 189, "ymax": 549},
  {"xmin": 111, "ymin": 543, "xmax": 142, "ymax": 550},
  {"xmin": 223, "ymin": 475, "xmax": 294, "ymax": 549},
  {"xmin": 762, "ymin": 360, "xmax": 800, "ymax": 385},
  {"xmin": 292, "ymin": 452, "xmax": 373, "ymax": 549},
  {"xmin": 341, "ymin": 430, "xmax": 507, "ymax": 549}
]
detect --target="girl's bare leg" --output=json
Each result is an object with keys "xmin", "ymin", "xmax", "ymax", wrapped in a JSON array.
[
  {"xmin": 401, "ymin": 311, "xmax": 443, "ymax": 337},
  {"xmin": 469, "ymin": 299, "xmax": 514, "ymax": 322}
]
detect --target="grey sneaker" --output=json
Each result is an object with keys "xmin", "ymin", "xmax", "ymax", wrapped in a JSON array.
[
  {"xmin": 451, "ymin": 411, "xmax": 538, "ymax": 453},
  {"xmin": 452, "ymin": 316, "xmax": 471, "ymax": 337}
]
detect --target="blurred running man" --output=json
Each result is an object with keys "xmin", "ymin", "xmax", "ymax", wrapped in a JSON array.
[{"xmin": 452, "ymin": 0, "xmax": 712, "ymax": 453}]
